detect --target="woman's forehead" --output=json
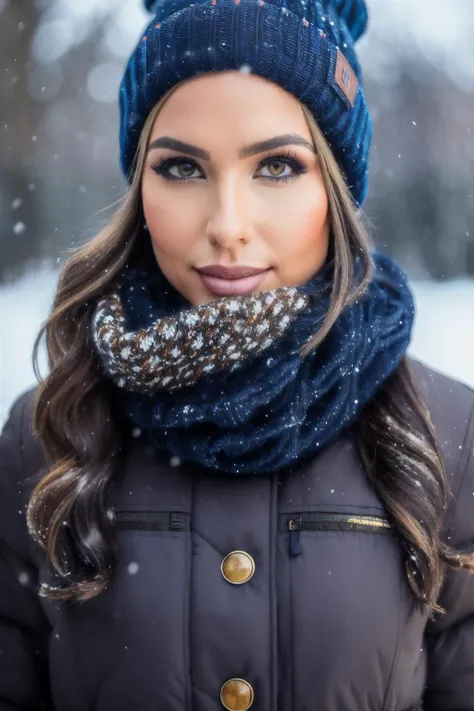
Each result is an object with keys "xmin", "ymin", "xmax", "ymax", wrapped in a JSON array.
[{"xmin": 147, "ymin": 71, "xmax": 312, "ymax": 144}]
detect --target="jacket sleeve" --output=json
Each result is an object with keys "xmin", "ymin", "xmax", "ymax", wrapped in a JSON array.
[
  {"xmin": 423, "ymin": 395, "xmax": 474, "ymax": 711},
  {"xmin": 0, "ymin": 393, "xmax": 53, "ymax": 710}
]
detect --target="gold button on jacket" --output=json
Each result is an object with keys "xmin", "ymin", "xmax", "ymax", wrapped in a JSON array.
[
  {"xmin": 221, "ymin": 551, "xmax": 255, "ymax": 585},
  {"xmin": 220, "ymin": 678, "xmax": 254, "ymax": 710}
]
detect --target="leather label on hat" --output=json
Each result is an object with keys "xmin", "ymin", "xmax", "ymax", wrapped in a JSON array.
[{"xmin": 335, "ymin": 49, "xmax": 358, "ymax": 108}]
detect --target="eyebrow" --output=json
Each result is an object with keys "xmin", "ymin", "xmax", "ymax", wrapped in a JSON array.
[
  {"xmin": 239, "ymin": 134, "xmax": 316, "ymax": 158},
  {"xmin": 147, "ymin": 137, "xmax": 210, "ymax": 160},
  {"xmin": 147, "ymin": 133, "xmax": 316, "ymax": 160}
]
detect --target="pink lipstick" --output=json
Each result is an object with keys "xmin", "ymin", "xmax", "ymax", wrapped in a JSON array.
[{"xmin": 195, "ymin": 265, "xmax": 272, "ymax": 296}]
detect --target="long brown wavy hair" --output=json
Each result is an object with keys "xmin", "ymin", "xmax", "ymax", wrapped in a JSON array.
[{"xmin": 27, "ymin": 88, "xmax": 474, "ymax": 610}]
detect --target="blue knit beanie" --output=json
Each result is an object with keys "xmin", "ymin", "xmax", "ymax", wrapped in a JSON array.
[{"xmin": 119, "ymin": 0, "xmax": 371, "ymax": 206}]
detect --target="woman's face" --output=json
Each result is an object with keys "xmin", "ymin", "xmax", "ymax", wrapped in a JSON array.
[{"xmin": 141, "ymin": 71, "xmax": 330, "ymax": 305}]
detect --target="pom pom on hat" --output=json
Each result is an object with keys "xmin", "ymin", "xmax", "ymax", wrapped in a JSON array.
[
  {"xmin": 145, "ymin": 0, "xmax": 368, "ymax": 42},
  {"xmin": 332, "ymin": 0, "xmax": 368, "ymax": 42},
  {"xmin": 143, "ymin": 0, "xmax": 159, "ymax": 11}
]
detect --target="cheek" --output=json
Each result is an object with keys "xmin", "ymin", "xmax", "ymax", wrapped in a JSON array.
[
  {"xmin": 263, "ymin": 181, "xmax": 329, "ymax": 255},
  {"xmin": 142, "ymin": 180, "xmax": 199, "ymax": 256}
]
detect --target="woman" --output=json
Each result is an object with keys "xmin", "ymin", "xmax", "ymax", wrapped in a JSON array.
[{"xmin": 1, "ymin": 0, "xmax": 473, "ymax": 709}]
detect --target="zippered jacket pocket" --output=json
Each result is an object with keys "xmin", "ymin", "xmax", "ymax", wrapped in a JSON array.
[
  {"xmin": 115, "ymin": 511, "xmax": 191, "ymax": 532},
  {"xmin": 286, "ymin": 512, "xmax": 391, "ymax": 556}
]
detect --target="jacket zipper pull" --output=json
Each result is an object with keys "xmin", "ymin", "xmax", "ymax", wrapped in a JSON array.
[
  {"xmin": 288, "ymin": 519, "xmax": 302, "ymax": 557},
  {"xmin": 170, "ymin": 513, "xmax": 186, "ymax": 532}
]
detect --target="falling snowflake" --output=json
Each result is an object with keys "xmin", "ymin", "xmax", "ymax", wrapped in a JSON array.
[
  {"xmin": 13, "ymin": 222, "xmax": 26, "ymax": 235},
  {"xmin": 18, "ymin": 571, "xmax": 30, "ymax": 586}
]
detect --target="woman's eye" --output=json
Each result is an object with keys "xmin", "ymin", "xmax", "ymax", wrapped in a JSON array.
[
  {"xmin": 257, "ymin": 155, "xmax": 306, "ymax": 181},
  {"xmin": 169, "ymin": 161, "xmax": 201, "ymax": 179},
  {"xmin": 262, "ymin": 160, "xmax": 288, "ymax": 177},
  {"xmin": 152, "ymin": 158, "xmax": 204, "ymax": 180}
]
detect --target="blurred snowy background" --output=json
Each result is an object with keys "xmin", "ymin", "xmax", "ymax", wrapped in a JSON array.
[{"xmin": 0, "ymin": 0, "xmax": 473, "ymax": 424}]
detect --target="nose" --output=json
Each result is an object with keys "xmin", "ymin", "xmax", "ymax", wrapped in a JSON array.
[{"xmin": 206, "ymin": 178, "xmax": 250, "ymax": 248}]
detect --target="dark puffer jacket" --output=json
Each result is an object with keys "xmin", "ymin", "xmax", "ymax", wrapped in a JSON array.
[{"xmin": 1, "ymin": 361, "xmax": 474, "ymax": 711}]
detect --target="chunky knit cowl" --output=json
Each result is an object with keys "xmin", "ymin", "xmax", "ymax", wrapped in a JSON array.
[{"xmin": 92, "ymin": 248, "xmax": 415, "ymax": 474}]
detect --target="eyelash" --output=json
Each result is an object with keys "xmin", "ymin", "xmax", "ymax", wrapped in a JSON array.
[{"xmin": 151, "ymin": 150, "xmax": 307, "ymax": 183}]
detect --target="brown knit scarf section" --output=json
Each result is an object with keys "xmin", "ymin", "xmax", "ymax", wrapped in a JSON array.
[{"xmin": 92, "ymin": 287, "xmax": 310, "ymax": 393}]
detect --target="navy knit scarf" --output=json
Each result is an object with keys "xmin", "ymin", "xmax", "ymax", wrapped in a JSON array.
[{"xmin": 93, "ymin": 250, "xmax": 415, "ymax": 474}]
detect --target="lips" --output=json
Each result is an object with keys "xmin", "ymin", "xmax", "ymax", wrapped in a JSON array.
[
  {"xmin": 195, "ymin": 265, "xmax": 272, "ymax": 296},
  {"xmin": 196, "ymin": 265, "xmax": 269, "ymax": 279}
]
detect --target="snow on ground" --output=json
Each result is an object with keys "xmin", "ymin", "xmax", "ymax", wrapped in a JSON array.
[
  {"xmin": 0, "ymin": 267, "xmax": 57, "ymax": 426},
  {"xmin": 409, "ymin": 279, "xmax": 474, "ymax": 390},
  {"xmin": 0, "ymin": 267, "xmax": 473, "ymax": 427}
]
